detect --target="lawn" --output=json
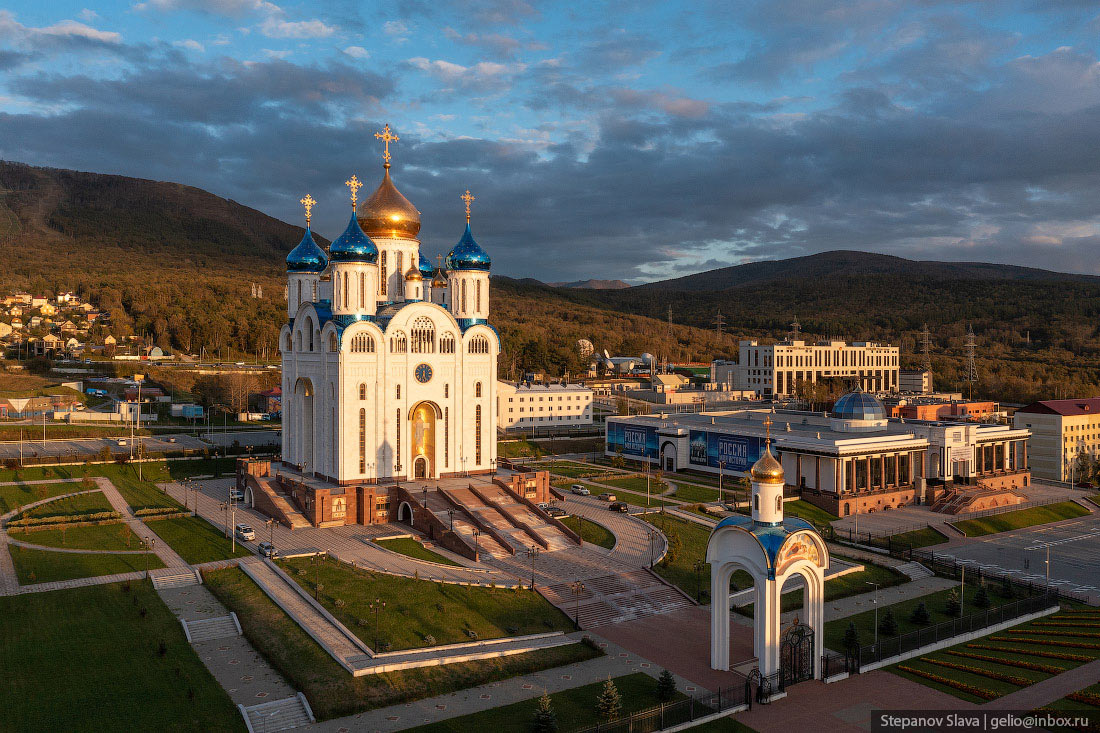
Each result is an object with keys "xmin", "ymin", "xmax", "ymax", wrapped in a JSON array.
[
  {"xmin": 1043, "ymin": 681, "xmax": 1100, "ymax": 715},
  {"xmin": 888, "ymin": 611, "xmax": 1100, "ymax": 703},
  {"xmin": 0, "ymin": 581, "xmax": 243, "ymax": 732},
  {"xmin": 738, "ymin": 553, "xmax": 909, "ymax": 616},
  {"xmin": 376, "ymin": 537, "xmax": 461, "ymax": 566},
  {"xmin": 603, "ymin": 475, "xmax": 670, "ymax": 495},
  {"xmin": 643, "ymin": 512, "xmax": 727, "ymax": 600},
  {"xmin": 670, "ymin": 481, "xmax": 726, "ymax": 504},
  {"xmin": 9, "ymin": 521, "xmax": 144, "ymax": 551},
  {"xmin": 408, "ymin": 672, "xmax": 684, "ymax": 732},
  {"xmin": 17, "ymin": 491, "xmax": 115, "ymax": 520},
  {"xmin": 146, "ymin": 515, "xmax": 253, "ymax": 564},
  {"xmin": 881, "ymin": 527, "xmax": 950, "ymax": 549},
  {"xmin": 9, "ymin": 545, "xmax": 165, "ymax": 584},
  {"xmin": 203, "ymin": 566, "xmax": 601, "ymax": 720},
  {"xmin": 0, "ymin": 481, "xmax": 87, "ymax": 514},
  {"xmin": 279, "ymin": 555, "xmax": 574, "ymax": 650},
  {"xmin": 952, "ymin": 501, "xmax": 1090, "ymax": 537},
  {"xmin": 561, "ymin": 514, "xmax": 616, "ymax": 550},
  {"xmin": 554, "ymin": 479, "xmax": 676, "ymax": 508},
  {"xmin": 782, "ymin": 500, "xmax": 838, "ymax": 526},
  {"xmin": 0, "ymin": 463, "xmax": 184, "ymax": 512}
]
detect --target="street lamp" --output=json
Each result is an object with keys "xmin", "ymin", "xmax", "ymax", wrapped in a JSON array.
[
  {"xmin": 866, "ymin": 581, "xmax": 879, "ymax": 652},
  {"xmin": 265, "ymin": 517, "xmax": 276, "ymax": 546},
  {"xmin": 570, "ymin": 579, "xmax": 585, "ymax": 629},
  {"xmin": 526, "ymin": 545, "xmax": 540, "ymax": 588},
  {"xmin": 693, "ymin": 560, "xmax": 704, "ymax": 602},
  {"xmin": 447, "ymin": 508, "xmax": 455, "ymax": 532},
  {"xmin": 718, "ymin": 461, "xmax": 725, "ymax": 504},
  {"xmin": 369, "ymin": 598, "xmax": 386, "ymax": 649},
  {"xmin": 472, "ymin": 528, "xmax": 480, "ymax": 559}
]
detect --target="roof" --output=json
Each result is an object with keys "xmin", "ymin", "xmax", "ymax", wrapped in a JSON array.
[
  {"xmin": 1017, "ymin": 398, "xmax": 1100, "ymax": 416},
  {"xmin": 711, "ymin": 514, "xmax": 820, "ymax": 578},
  {"xmin": 446, "ymin": 221, "xmax": 491, "ymax": 271}
]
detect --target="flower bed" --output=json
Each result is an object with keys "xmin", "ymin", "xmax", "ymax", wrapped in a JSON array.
[
  {"xmin": 134, "ymin": 507, "xmax": 187, "ymax": 519},
  {"xmin": 1066, "ymin": 692, "xmax": 1100, "ymax": 708},
  {"xmin": 990, "ymin": 635, "xmax": 1100, "ymax": 650},
  {"xmin": 1033, "ymin": 621, "xmax": 1100, "ymax": 629},
  {"xmin": 944, "ymin": 650, "xmax": 1064, "ymax": 675},
  {"xmin": 967, "ymin": 643, "xmax": 1092, "ymax": 662},
  {"xmin": 1006, "ymin": 629, "xmax": 1100, "ymax": 639},
  {"xmin": 918, "ymin": 657, "xmax": 1033, "ymax": 687},
  {"xmin": 896, "ymin": 665, "xmax": 999, "ymax": 700}
]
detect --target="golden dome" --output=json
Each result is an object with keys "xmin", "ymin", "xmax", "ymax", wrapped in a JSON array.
[
  {"xmin": 404, "ymin": 266, "xmax": 422, "ymax": 281},
  {"xmin": 357, "ymin": 166, "xmax": 421, "ymax": 240},
  {"xmin": 751, "ymin": 445, "xmax": 784, "ymax": 483}
]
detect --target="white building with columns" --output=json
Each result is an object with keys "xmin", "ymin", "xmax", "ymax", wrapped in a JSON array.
[{"xmin": 280, "ymin": 130, "xmax": 498, "ymax": 484}]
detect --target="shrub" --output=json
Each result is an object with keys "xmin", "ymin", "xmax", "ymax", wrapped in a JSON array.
[
  {"xmin": 897, "ymin": 665, "xmax": 999, "ymax": 700},
  {"xmin": 879, "ymin": 610, "xmax": 899, "ymax": 637},
  {"xmin": 378, "ymin": 641, "xmax": 392, "ymax": 652},
  {"xmin": 990, "ymin": 635, "xmax": 1100, "ymax": 650},
  {"xmin": 506, "ymin": 625, "xmax": 520, "ymax": 635},
  {"xmin": 909, "ymin": 602, "xmax": 930, "ymax": 627},
  {"xmin": 944, "ymin": 590, "xmax": 961, "ymax": 617},
  {"xmin": 843, "ymin": 622, "xmax": 860, "ymax": 651},
  {"xmin": 333, "ymin": 598, "xmax": 346, "ymax": 609},
  {"xmin": 595, "ymin": 677, "xmax": 622, "ymax": 722},
  {"xmin": 944, "ymin": 650, "xmax": 1063, "ymax": 675},
  {"xmin": 656, "ymin": 669, "xmax": 677, "ymax": 702},
  {"xmin": 974, "ymin": 585, "xmax": 991, "ymax": 610},
  {"xmin": 422, "ymin": 634, "xmax": 436, "ymax": 646},
  {"xmin": 919, "ymin": 657, "xmax": 1032, "ymax": 687},
  {"xmin": 966, "ymin": 643, "xmax": 1090, "ymax": 662},
  {"xmin": 1000, "ymin": 576, "xmax": 1015, "ymax": 599}
]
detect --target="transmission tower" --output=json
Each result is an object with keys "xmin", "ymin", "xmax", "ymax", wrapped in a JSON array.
[
  {"xmin": 964, "ymin": 324, "xmax": 978, "ymax": 399},
  {"xmin": 920, "ymin": 323, "xmax": 932, "ymax": 369},
  {"xmin": 714, "ymin": 310, "xmax": 725, "ymax": 340},
  {"xmin": 790, "ymin": 319, "xmax": 801, "ymax": 341}
]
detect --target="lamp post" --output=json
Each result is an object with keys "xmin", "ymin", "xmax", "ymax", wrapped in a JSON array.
[
  {"xmin": 447, "ymin": 509, "xmax": 455, "ymax": 532},
  {"xmin": 718, "ymin": 461, "xmax": 725, "ymax": 504},
  {"xmin": 570, "ymin": 579, "xmax": 585, "ymax": 629},
  {"xmin": 693, "ymin": 560, "xmax": 704, "ymax": 602},
  {"xmin": 265, "ymin": 517, "xmax": 276, "ymax": 546},
  {"xmin": 472, "ymin": 528, "xmax": 480, "ymax": 559},
  {"xmin": 135, "ymin": 374, "xmax": 144, "ymax": 481},
  {"xmin": 526, "ymin": 545, "xmax": 540, "ymax": 588},
  {"xmin": 369, "ymin": 598, "xmax": 386, "ymax": 649},
  {"xmin": 866, "ymin": 581, "xmax": 879, "ymax": 652}
]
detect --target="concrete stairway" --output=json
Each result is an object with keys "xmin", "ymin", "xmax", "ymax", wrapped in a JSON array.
[
  {"xmin": 895, "ymin": 561, "xmax": 934, "ymax": 581},
  {"xmin": 478, "ymin": 484, "xmax": 574, "ymax": 551},
  {"xmin": 151, "ymin": 569, "xmax": 201, "ymax": 590},
  {"xmin": 448, "ymin": 487, "xmax": 530, "ymax": 554},
  {"xmin": 424, "ymin": 491, "xmax": 510, "ymax": 559},
  {"xmin": 541, "ymin": 568, "xmax": 695, "ymax": 628},
  {"xmin": 253, "ymin": 477, "xmax": 311, "ymax": 530},
  {"xmin": 240, "ymin": 694, "xmax": 314, "ymax": 732},
  {"xmin": 184, "ymin": 614, "xmax": 240, "ymax": 643}
]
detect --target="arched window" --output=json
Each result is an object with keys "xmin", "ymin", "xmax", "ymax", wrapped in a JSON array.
[
  {"xmin": 444, "ymin": 384, "xmax": 449, "ymax": 398},
  {"xmin": 396, "ymin": 384, "xmax": 401, "ymax": 399},
  {"xmin": 359, "ymin": 383, "xmax": 366, "ymax": 400},
  {"xmin": 753, "ymin": 495, "xmax": 759, "ymax": 511},
  {"xmin": 440, "ymin": 333, "xmax": 455, "ymax": 353},
  {"xmin": 468, "ymin": 335, "xmax": 490, "ymax": 354},
  {"xmin": 328, "ymin": 332, "xmax": 337, "ymax": 352},
  {"xmin": 461, "ymin": 279, "xmax": 467, "ymax": 312},
  {"xmin": 411, "ymin": 316, "xmax": 435, "ymax": 353},
  {"xmin": 306, "ymin": 317, "xmax": 314, "ymax": 351},
  {"xmin": 475, "ymin": 404, "xmax": 482, "ymax": 465},
  {"xmin": 475, "ymin": 381, "xmax": 482, "ymax": 398},
  {"xmin": 390, "ymin": 332, "xmax": 407, "ymax": 353},
  {"xmin": 359, "ymin": 272, "xmax": 365, "ymax": 309},
  {"xmin": 295, "ymin": 330, "xmax": 302, "ymax": 351},
  {"xmin": 285, "ymin": 333, "xmax": 292, "ymax": 352},
  {"xmin": 476, "ymin": 279, "xmax": 481, "ymax": 312},
  {"xmin": 343, "ymin": 271, "xmax": 349, "ymax": 309},
  {"xmin": 395, "ymin": 408, "xmax": 402, "ymax": 471},
  {"xmin": 350, "ymin": 334, "xmax": 374, "ymax": 353},
  {"xmin": 296, "ymin": 280, "xmax": 302, "ymax": 309},
  {"xmin": 380, "ymin": 252, "xmax": 387, "ymax": 296}
]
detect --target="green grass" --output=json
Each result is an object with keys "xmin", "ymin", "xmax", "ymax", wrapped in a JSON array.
[
  {"xmin": 375, "ymin": 537, "xmax": 461, "ymax": 566},
  {"xmin": 884, "ymin": 527, "xmax": 950, "ymax": 549},
  {"xmin": 0, "ymin": 481, "xmax": 86, "ymax": 514},
  {"xmin": 145, "ymin": 515, "xmax": 253, "ymax": 564},
  {"xmin": 17, "ymin": 490, "xmax": 114, "ymax": 520},
  {"xmin": 408, "ymin": 672, "xmax": 684, "ymax": 732},
  {"xmin": 279, "ymin": 555, "xmax": 574, "ymax": 651},
  {"xmin": 545, "ymin": 464, "xmax": 600, "ymax": 478},
  {"xmin": 553, "ymin": 479, "xmax": 677, "ymax": 507},
  {"xmin": 0, "ymin": 463, "xmax": 185, "ymax": 511},
  {"xmin": 9, "ymin": 521, "xmax": 144, "ymax": 551},
  {"xmin": 603, "ymin": 475, "xmax": 670, "ymax": 494},
  {"xmin": 8, "ymin": 544, "xmax": 166, "ymax": 584},
  {"xmin": 498, "ymin": 439, "xmax": 541, "ymax": 458},
  {"xmin": 782, "ymin": 500, "xmax": 838, "ymax": 525},
  {"xmin": 203, "ymin": 566, "xmax": 601, "ymax": 720},
  {"xmin": 1043, "ymin": 681, "xmax": 1100, "ymax": 715},
  {"xmin": 952, "ymin": 501, "xmax": 1090, "ymax": 537},
  {"xmin": 561, "ymin": 514, "xmax": 616, "ymax": 549},
  {"xmin": 670, "ymin": 481, "xmax": 726, "ymax": 503},
  {"xmin": 0, "ymin": 581, "xmax": 243, "ymax": 732},
  {"xmin": 643, "ymin": 513, "xmax": 724, "ymax": 599}
]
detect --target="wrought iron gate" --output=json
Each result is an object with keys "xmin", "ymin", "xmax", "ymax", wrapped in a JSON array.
[{"xmin": 780, "ymin": 620, "xmax": 815, "ymax": 684}]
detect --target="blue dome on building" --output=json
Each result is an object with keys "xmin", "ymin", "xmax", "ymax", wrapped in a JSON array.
[
  {"xmin": 445, "ymin": 222, "xmax": 491, "ymax": 271},
  {"xmin": 832, "ymin": 389, "xmax": 886, "ymax": 421},
  {"xmin": 285, "ymin": 226, "xmax": 328, "ymax": 273},
  {"xmin": 418, "ymin": 252, "xmax": 435, "ymax": 278},
  {"xmin": 329, "ymin": 212, "xmax": 379, "ymax": 263}
]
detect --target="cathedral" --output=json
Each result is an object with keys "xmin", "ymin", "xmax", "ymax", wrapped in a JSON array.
[{"xmin": 280, "ymin": 126, "xmax": 498, "ymax": 484}]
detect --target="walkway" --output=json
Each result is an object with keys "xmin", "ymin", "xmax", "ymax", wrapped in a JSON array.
[
  {"xmin": 93, "ymin": 477, "xmax": 189, "ymax": 570},
  {"xmin": 989, "ymin": 656, "xmax": 1100, "ymax": 710}
]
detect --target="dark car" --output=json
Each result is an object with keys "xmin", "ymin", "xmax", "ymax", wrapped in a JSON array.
[
  {"xmin": 608, "ymin": 501, "xmax": 629, "ymax": 513},
  {"xmin": 546, "ymin": 507, "xmax": 567, "ymax": 518}
]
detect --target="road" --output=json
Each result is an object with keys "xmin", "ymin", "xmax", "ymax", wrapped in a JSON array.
[{"xmin": 0, "ymin": 429, "xmax": 279, "ymax": 461}]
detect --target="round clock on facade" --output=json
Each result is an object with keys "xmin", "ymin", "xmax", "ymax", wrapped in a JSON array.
[{"xmin": 415, "ymin": 363, "xmax": 433, "ymax": 383}]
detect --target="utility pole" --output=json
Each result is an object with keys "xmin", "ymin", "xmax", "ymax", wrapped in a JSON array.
[
  {"xmin": 964, "ymin": 325, "xmax": 978, "ymax": 400},
  {"xmin": 790, "ymin": 320, "xmax": 800, "ymax": 341},
  {"xmin": 713, "ymin": 310, "xmax": 725, "ymax": 340}
]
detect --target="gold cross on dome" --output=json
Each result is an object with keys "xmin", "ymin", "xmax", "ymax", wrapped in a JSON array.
[
  {"xmin": 299, "ymin": 193, "xmax": 316, "ymax": 226},
  {"xmin": 435, "ymin": 254, "xmax": 444, "ymax": 268},
  {"xmin": 374, "ymin": 123, "xmax": 399, "ymax": 166},
  {"xmin": 461, "ymin": 189, "xmax": 475, "ymax": 221},
  {"xmin": 345, "ymin": 175, "xmax": 362, "ymax": 210},
  {"xmin": 763, "ymin": 415, "xmax": 773, "ymax": 443}
]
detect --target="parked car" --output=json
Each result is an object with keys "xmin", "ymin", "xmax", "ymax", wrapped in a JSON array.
[
  {"xmin": 597, "ymin": 492, "xmax": 616, "ymax": 502},
  {"xmin": 546, "ymin": 507, "xmax": 567, "ymax": 518},
  {"xmin": 536, "ymin": 502, "xmax": 550, "ymax": 510},
  {"xmin": 571, "ymin": 485, "xmax": 590, "ymax": 496},
  {"xmin": 257, "ymin": 541, "xmax": 277, "ymax": 558},
  {"xmin": 166, "ymin": 436, "xmax": 177, "ymax": 443},
  {"xmin": 234, "ymin": 523, "xmax": 255, "ymax": 541},
  {"xmin": 116, "ymin": 439, "xmax": 127, "ymax": 447},
  {"xmin": 609, "ymin": 501, "xmax": 629, "ymax": 513},
  {"xmin": 229, "ymin": 488, "xmax": 244, "ymax": 502}
]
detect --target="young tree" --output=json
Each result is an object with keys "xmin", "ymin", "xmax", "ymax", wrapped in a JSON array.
[
  {"xmin": 944, "ymin": 589, "xmax": 961, "ymax": 618},
  {"xmin": 974, "ymin": 584, "xmax": 991, "ymax": 610},
  {"xmin": 1000, "ymin": 575, "xmax": 1015, "ymax": 599},
  {"xmin": 532, "ymin": 691, "xmax": 557, "ymax": 733},
  {"xmin": 842, "ymin": 622, "xmax": 860, "ymax": 652},
  {"xmin": 656, "ymin": 668, "xmax": 677, "ymax": 703},
  {"xmin": 879, "ymin": 609, "xmax": 899, "ymax": 636},
  {"xmin": 909, "ymin": 602, "xmax": 930, "ymax": 627},
  {"xmin": 596, "ymin": 677, "xmax": 623, "ymax": 722}
]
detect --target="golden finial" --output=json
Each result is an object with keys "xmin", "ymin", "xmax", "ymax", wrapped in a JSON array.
[
  {"xmin": 345, "ymin": 175, "xmax": 362, "ymax": 210},
  {"xmin": 299, "ymin": 193, "xmax": 316, "ymax": 226},
  {"xmin": 763, "ymin": 415, "xmax": 773, "ymax": 445},
  {"xmin": 461, "ymin": 189, "xmax": 475, "ymax": 222},
  {"xmin": 374, "ymin": 123, "xmax": 399, "ymax": 168},
  {"xmin": 435, "ymin": 254, "xmax": 444, "ymax": 268}
]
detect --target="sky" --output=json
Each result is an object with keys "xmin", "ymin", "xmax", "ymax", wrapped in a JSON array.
[{"xmin": 2, "ymin": 1, "xmax": 1100, "ymax": 282}]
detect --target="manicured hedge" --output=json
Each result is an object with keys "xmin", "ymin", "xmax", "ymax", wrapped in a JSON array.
[
  {"xmin": 944, "ymin": 650, "xmax": 1064, "ymax": 675},
  {"xmin": 896, "ymin": 666, "xmax": 999, "ymax": 700},
  {"xmin": 967, "ymin": 643, "xmax": 1092, "ymax": 662},
  {"xmin": 919, "ymin": 657, "xmax": 1033, "ymax": 687}
]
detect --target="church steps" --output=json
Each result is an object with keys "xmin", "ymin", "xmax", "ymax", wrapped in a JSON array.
[
  {"xmin": 426, "ymin": 487, "xmax": 511, "ymax": 559},
  {"xmin": 441, "ymin": 487, "xmax": 524, "ymax": 555}
]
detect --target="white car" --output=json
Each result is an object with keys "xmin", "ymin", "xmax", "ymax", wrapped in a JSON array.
[
  {"xmin": 234, "ymin": 523, "xmax": 255, "ymax": 541},
  {"xmin": 570, "ymin": 485, "xmax": 590, "ymax": 496},
  {"xmin": 229, "ymin": 488, "xmax": 244, "ymax": 502}
]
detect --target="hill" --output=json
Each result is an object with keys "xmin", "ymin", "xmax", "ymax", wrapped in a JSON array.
[{"xmin": 546, "ymin": 279, "xmax": 631, "ymax": 290}]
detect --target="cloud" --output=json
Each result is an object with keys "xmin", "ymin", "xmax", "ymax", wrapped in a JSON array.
[
  {"xmin": 383, "ymin": 20, "xmax": 409, "ymax": 41},
  {"xmin": 173, "ymin": 39, "xmax": 205, "ymax": 52},
  {"xmin": 406, "ymin": 57, "xmax": 525, "ymax": 92},
  {"xmin": 0, "ymin": 12, "xmax": 123, "ymax": 46},
  {"xmin": 259, "ymin": 16, "xmax": 335, "ymax": 39},
  {"xmin": 77, "ymin": 9, "xmax": 99, "ymax": 22},
  {"xmin": 132, "ymin": 0, "xmax": 279, "ymax": 16},
  {"xmin": 343, "ymin": 45, "xmax": 369, "ymax": 59}
]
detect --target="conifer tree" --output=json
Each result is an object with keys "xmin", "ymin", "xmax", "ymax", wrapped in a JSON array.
[
  {"xmin": 944, "ymin": 589, "xmax": 961, "ymax": 617},
  {"xmin": 909, "ymin": 602, "xmax": 930, "ymax": 626},
  {"xmin": 879, "ymin": 609, "xmax": 899, "ymax": 636},
  {"xmin": 596, "ymin": 677, "xmax": 623, "ymax": 722},
  {"xmin": 656, "ymin": 669, "xmax": 677, "ymax": 703},
  {"xmin": 843, "ymin": 621, "xmax": 860, "ymax": 651},
  {"xmin": 532, "ymin": 690, "xmax": 556, "ymax": 733},
  {"xmin": 974, "ymin": 584, "xmax": 991, "ymax": 610}
]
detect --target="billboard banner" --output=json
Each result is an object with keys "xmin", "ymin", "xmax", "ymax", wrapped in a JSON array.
[
  {"xmin": 606, "ymin": 421, "xmax": 659, "ymax": 459},
  {"xmin": 688, "ymin": 430, "xmax": 765, "ymax": 472}
]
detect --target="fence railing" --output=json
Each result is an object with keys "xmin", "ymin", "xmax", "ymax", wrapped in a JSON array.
[
  {"xmin": 915, "ymin": 549, "xmax": 1097, "ymax": 606},
  {"xmin": 569, "ymin": 681, "xmax": 749, "ymax": 733},
  {"xmin": 852, "ymin": 591, "xmax": 1058, "ymax": 667},
  {"xmin": 821, "ymin": 650, "xmax": 859, "ymax": 678}
]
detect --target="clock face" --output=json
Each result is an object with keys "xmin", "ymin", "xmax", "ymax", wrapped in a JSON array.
[{"xmin": 415, "ymin": 363, "xmax": 433, "ymax": 384}]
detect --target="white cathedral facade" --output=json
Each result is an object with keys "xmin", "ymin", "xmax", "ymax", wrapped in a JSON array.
[{"xmin": 280, "ymin": 127, "xmax": 498, "ymax": 484}]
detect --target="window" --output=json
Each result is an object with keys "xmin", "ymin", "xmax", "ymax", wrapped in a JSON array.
[
  {"xmin": 295, "ymin": 331, "xmax": 302, "ymax": 351},
  {"xmin": 411, "ymin": 316, "xmax": 435, "ymax": 353},
  {"xmin": 343, "ymin": 271, "xmax": 349, "ymax": 309},
  {"xmin": 775, "ymin": 496, "xmax": 782, "ymax": 513},
  {"xmin": 305, "ymin": 318, "xmax": 314, "ymax": 351},
  {"xmin": 390, "ymin": 332, "xmax": 407, "ymax": 353},
  {"xmin": 444, "ymin": 384, "xmax": 449, "ymax": 398},
  {"xmin": 476, "ymin": 279, "xmax": 482, "ymax": 311},
  {"xmin": 351, "ymin": 333, "xmax": 374, "ymax": 353},
  {"xmin": 285, "ymin": 333, "xmax": 292, "ymax": 352},
  {"xmin": 296, "ymin": 280, "xmax": 302, "ymax": 309},
  {"xmin": 328, "ymin": 332, "xmax": 337, "ymax": 352},
  {"xmin": 359, "ymin": 272, "xmax": 365, "ymax": 309},
  {"xmin": 444, "ymin": 406, "xmax": 449, "ymax": 467},
  {"xmin": 395, "ymin": 409, "xmax": 401, "ymax": 471},
  {"xmin": 396, "ymin": 384, "xmax": 401, "ymax": 399},
  {"xmin": 475, "ymin": 404, "xmax": 482, "ymax": 464},
  {"xmin": 469, "ymin": 335, "xmax": 490, "ymax": 354},
  {"xmin": 359, "ymin": 383, "xmax": 366, "ymax": 400},
  {"xmin": 475, "ymin": 381, "xmax": 482, "ymax": 398},
  {"xmin": 461, "ymin": 280, "xmax": 467, "ymax": 312},
  {"xmin": 359, "ymin": 409, "xmax": 366, "ymax": 474},
  {"xmin": 440, "ymin": 333, "xmax": 455, "ymax": 353},
  {"xmin": 754, "ymin": 495, "xmax": 759, "ymax": 510},
  {"xmin": 380, "ymin": 252, "xmax": 387, "ymax": 296}
]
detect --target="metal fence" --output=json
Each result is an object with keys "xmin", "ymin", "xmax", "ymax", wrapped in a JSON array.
[
  {"xmin": 914, "ymin": 549, "xmax": 1096, "ymax": 606},
  {"xmin": 569, "ymin": 682, "xmax": 748, "ymax": 733},
  {"xmin": 852, "ymin": 591, "xmax": 1058, "ymax": 667}
]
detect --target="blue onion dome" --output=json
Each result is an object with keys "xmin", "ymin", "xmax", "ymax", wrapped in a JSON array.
[
  {"xmin": 286, "ymin": 226, "xmax": 328, "ymax": 273},
  {"xmin": 418, "ymin": 252, "xmax": 435, "ymax": 278},
  {"xmin": 445, "ymin": 221, "xmax": 491, "ymax": 271},
  {"xmin": 832, "ymin": 388, "xmax": 886, "ymax": 421},
  {"xmin": 329, "ymin": 211, "xmax": 379, "ymax": 263}
]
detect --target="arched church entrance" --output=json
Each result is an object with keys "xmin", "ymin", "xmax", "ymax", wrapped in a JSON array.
[
  {"xmin": 397, "ymin": 501, "xmax": 413, "ymax": 525},
  {"xmin": 661, "ymin": 442, "xmax": 676, "ymax": 472},
  {"xmin": 294, "ymin": 378, "xmax": 314, "ymax": 475},
  {"xmin": 410, "ymin": 401, "xmax": 440, "ymax": 480}
]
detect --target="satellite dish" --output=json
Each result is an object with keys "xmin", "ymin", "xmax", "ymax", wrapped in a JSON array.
[
  {"xmin": 640, "ymin": 352, "xmax": 654, "ymax": 362},
  {"xmin": 603, "ymin": 349, "xmax": 611, "ymax": 359}
]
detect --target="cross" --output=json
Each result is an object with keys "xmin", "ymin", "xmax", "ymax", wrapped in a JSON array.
[
  {"xmin": 461, "ymin": 189, "xmax": 475, "ymax": 221},
  {"xmin": 299, "ymin": 193, "xmax": 316, "ymax": 226},
  {"xmin": 763, "ymin": 415, "xmax": 773, "ymax": 443},
  {"xmin": 345, "ymin": 175, "xmax": 362, "ymax": 209},
  {"xmin": 374, "ymin": 123, "xmax": 399, "ymax": 167},
  {"xmin": 435, "ymin": 254, "xmax": 444, "ymax": 268}
]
